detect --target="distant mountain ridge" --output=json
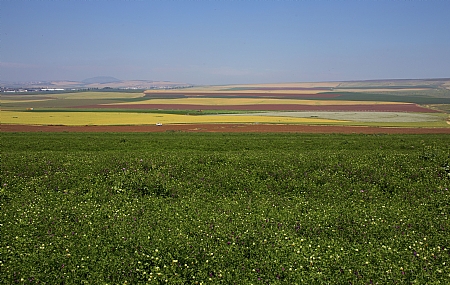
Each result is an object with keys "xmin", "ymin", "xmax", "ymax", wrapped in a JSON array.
[
  {"xmin": 1, "ymin": 77, "xmax": 192, "ymax": 89},
  {"xmin": 82, "ymin": 76, "xmax": 121, "ymax": 84},
  {"xmin": 2, "ymin": 77, "xmax": 449, "ymax": 90}
]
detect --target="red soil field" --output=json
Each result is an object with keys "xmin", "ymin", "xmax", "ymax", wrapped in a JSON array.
[
  {"xmin": 143, "ymin": 93, "xmax": 340, "ymax": 98},
  {"xmin": 76, "ymin": 103, "xmax": 439, "ymax": 113},
  {"xmin": 236, "ymin": 87, "xmax": 333, "ymax": 91},
  {"xmin": 3, "ymin": 124, "xmax": 450, "ymax": 134}
]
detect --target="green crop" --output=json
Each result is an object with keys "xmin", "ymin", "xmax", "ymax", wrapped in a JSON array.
[{"xmin": 1, "ymin": 133, "xmax": 449, "ymax": 284}]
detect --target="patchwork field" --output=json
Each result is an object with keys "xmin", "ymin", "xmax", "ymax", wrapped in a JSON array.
[
  {"xmin": 2, "ymin": 79, "xmax": 449, "ymax": 130},
  {"xmin": 1, "ymin": 111, "xmax": 344, "ymax": 126},
  {"xmin": 85, "ymin": 103, "xmax": 438, "ymax": 113}
]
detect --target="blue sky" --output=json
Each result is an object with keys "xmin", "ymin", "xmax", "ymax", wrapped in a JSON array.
[{"xmin": 2, "ymin": 0, "xmax": 449, "ymax": 85}]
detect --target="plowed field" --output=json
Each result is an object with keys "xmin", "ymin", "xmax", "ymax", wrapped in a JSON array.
[{"xmin": 142, "ymin": 92, "xmax": 334, "ymax": 96}]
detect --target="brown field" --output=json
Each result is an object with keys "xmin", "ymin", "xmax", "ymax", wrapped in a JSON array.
[
  {"xmin": 79, "ymin": 103, "xmax": 439, "ymax": 113},
  {"xmin": 105, "ymin": 98, "xmax": 401, "ymax": 106},
  {"xmin": 3, "ymin": 124, "xmax": 450, "ymax": 134},
  {"xmin": 110, "ymin": 98, "xmax": 393, "ymax": 106},
  {"xmin": 144, "ymin": 90, "xmax": 330, "ymax": 95},
  {"xmin": 230, "ymin": 87, "xmax": 332, "ymax": 91},
  {"xmin": 143, "ymin": 92, "xmax": 338, "ymax": 97},
  {"xmin": 224, "ymin": 82, "xmax": 341, "ymax": 88}
]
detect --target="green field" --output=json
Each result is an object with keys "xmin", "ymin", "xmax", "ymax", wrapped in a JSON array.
[
  {"xmin": 320, "ymin": 91, "xmax": 450, "ymax": 105},
  {"xmin": 1, "ymin": 132, "xmax": 450, "ymax": 284}
]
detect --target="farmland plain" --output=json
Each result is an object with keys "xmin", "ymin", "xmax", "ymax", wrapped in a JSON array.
[
  {"xmin": 2, "ymin": 79, "xmax": 449, "ymax": 283},
  {"xmin": 2, "ymin": 132, "xmax": 450, "ymax": 284},
  {"xmin": 1, "ymin": 78, "xmax": 449, "ymax": 129}
]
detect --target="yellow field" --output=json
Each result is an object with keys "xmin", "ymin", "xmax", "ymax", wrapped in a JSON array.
[
  {"xmin": 1, "ymin": 111, "xmax": 345, "ymax": 126},
  {"xmin": 105, "ymin": 98, "xmax": 401, "ymax": 106}
]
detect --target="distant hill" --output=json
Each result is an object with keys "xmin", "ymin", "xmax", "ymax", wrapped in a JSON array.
[
  {"xmin": 2, "ymin": 77, "xmax": 449, "ymax": 91},
  {"xmin": 1, "ymin": 77, "xmax": 193, "ymax": 90},
  {"xmin": 82, "ymin": 76, "xmax": 121, "ymax": 84}
]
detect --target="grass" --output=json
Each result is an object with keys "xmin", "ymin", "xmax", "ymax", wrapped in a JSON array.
[
  {"xmin": 426, "ymin": 104, "xmax": 450, "ymax": 114},
  {"xmin": 320, "ymin": 92, "xmax": 450, "ymax": 104},
  {"xmin": 1, "ymin": 132, "xmax": 450, "ymax": 284}
]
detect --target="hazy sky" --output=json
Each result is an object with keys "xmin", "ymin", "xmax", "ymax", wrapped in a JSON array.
[{"xmin": 2, "ymin": 0, "xmax": 449, "ymax": 85}]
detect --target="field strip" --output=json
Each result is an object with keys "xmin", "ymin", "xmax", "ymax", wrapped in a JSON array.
[
  {"xmin": 220, "ymin": 82, "xmax": 341, "ymax": 88},
  {"xmin": 0, "ymin": 98, "xmax": 54, "ymax": 104},
  {"xmin": 83, "ymin": 103, "xmax": 434, "ymax": 113},
  {"xmin": 1, "ymin": 111, "xmax": 345, "ymax": 125},
  {"xmin": 223, "ymin": 111, "xmax": 444, "ymax": 123},
  {"xmin": 145, "ymin": 82, "xmax": 340, "ymax": 92},
  {"xmin": 334, "ymin": 88, "xmax": 430, "ymax": 92},
  {"xmin": 144, "ymin": 90, "xmax": 326, "ymax": 95},
  {"xmin": 49, "ymin": 92, "xmax": 146, "ymax": 99},
  {"xmin": 104, "ymin": 98, "xmax": 402, "ymax": 106},
  {"xmin": 3, "ymin": 124, "xmax": 450, "ymax": 133}
]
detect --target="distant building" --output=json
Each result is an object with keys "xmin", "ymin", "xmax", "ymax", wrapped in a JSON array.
[{"xmin": 40, "ymin": 88, "xmax": 65, "ymax": 91}]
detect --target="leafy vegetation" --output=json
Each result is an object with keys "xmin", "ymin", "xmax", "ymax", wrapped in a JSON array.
[{"xmin": 1, "ymin": 133, "xmax": 450, "ymax": 284}]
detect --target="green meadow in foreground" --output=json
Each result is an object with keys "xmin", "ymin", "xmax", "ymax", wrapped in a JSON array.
[{"xmin": 1, "ymin": 133, "xmax": 449, "ymax": 284}]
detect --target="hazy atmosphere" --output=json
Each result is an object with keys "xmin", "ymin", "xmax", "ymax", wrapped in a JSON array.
[{"xmin": 2, "ymin": 0, "xmax": 449, "ymax": 85}]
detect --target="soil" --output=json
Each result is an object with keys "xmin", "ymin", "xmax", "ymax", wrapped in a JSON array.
[
  {"xmin": 227, "ymin": 87, "xmax": 333, "ymax": 91},
  {"xmin": 2, "ymin": 124, "xmax": 450, "ymax": 134},
  {"xmin": 142, "ymin": 92, "xmax": 338, "ymax": 98}
]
